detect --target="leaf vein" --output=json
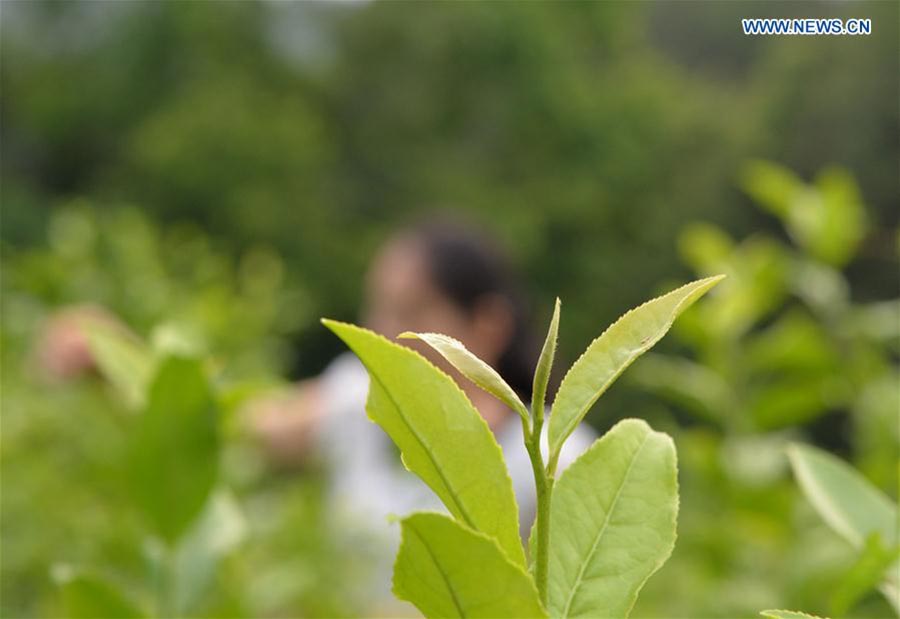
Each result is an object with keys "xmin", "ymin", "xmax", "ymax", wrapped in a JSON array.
[{"xmin": 561, "ymin": 433, "xmax": 651, "ymax": 617}]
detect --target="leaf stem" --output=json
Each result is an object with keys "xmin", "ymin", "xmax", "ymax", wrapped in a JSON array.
[{"xmin": 527, "ymin": 411, "xmax": 552, "ymax": 608}]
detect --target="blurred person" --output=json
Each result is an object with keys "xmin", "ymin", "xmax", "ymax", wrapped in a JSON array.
[{"xmin": 249, "ymin": 218, "xmax": 595, "ymax": 608}]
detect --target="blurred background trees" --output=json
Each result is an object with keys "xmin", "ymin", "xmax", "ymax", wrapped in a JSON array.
[{"xmin": 2, "ymin": 1, "xmax": 897, "ymax": 617}]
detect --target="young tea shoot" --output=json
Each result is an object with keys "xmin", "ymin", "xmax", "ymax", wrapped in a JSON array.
[{"xmin": 324, "ymin": 275, "xmax": 724, "ymax": 618}]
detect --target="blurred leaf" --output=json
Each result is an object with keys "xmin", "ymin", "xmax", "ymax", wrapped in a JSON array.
[
  {"xmin": 808, "ymin": 166, "xmax": 867, "ymax": 267},
  {"xmin": 830, "ymin": 533, "xmax": 900, "ymax": 617},
  {"xmin": 691, "ymin": 238, "xmax": 790, "ymax": 339},
  {"xmin": 678, "ymin": 223, "xmax": 734, "ymax": 273},
  {"xmin": 129, "ymin": 356, "xmax": 219, "ymax": 543},
  {"xmin": 750, "ymin": 376, "xmax": 845, "ymax": 430},
  {"xmin": 742, "ymin": 160, "xmax": 866, "ymax": 267},
  {"xmin": 323, "ymin": 320, "xmax": 525, "ymax": 567},
  {"xmin": 393, "ymin": 512, "xmax": 546, "ymax": 619},
  {"xmin": 740, "ymin": 160, "xmax": 804, "ymax": 218},
  {"xmin": 83, "ymin": 320, "xmax": 155, "ymax": 410},
  {"xmin": 745, "ymin": 310, "xmax": 838, "ymax": 375},
  {"xmin": 398, "ymin": 331, "xmax": 529, "ymax": 422},
  {"xmin": 547, "ymin": 419, "xmax": 678, "ymax": 618},
  {"xmin": 629, "ymin": 353, "xmax": 732, "ymax": 425},
  {"xmin": 788, "ymin": 443, "xmax": 897, "ymax": 549},
  {"xmin": 548, "ymin": 275, "xmax": 723, "ymax": 461},
  {"xmin": 760, "ymin": 611, "xmax": 828, "ymax": 619},
  {"xmin": 173, "ymin": 489, "xmax": 246, "ymax": 614},
  {"xmin": 789, "ymin": 259, "xmax": 850, "ymax": 318},
  {"xmin": 53, "ymin": 567, "xmax": 144, "ymax": 619},
  {"xmin": 845, "ymin": 301, "xmax": 900, "ymax": 346}
]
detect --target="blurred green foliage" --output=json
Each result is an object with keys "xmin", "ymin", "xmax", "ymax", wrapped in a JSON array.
[
  {"xmin": 628, "ymin": 161, "xmax": 898, "ymax": 618},
  {"xmin": 2, "ymin": 1, "xmax": 898, "ymax": 618}
]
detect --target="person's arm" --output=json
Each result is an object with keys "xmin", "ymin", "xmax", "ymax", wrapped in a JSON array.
[{"xmin": 246, "ymin": 378, "xmax": 327, "ymax": 467}]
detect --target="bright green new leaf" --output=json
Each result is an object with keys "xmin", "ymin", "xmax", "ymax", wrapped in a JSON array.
[
  {"xmin": 128, "ymin": 356, "xmax": 219, "ymax": 543},
  {"xmin": 399, "ymin": 331, "xmax": 530, "ymax": 423},
  {"xmin": 53, "ymin": 567, "xmax": 144, "ymax": 619},
  {"xmin": 548, "ymin": 276, "xmax": 723, "ymax": 461},
  {"xmin": 547, "ymin": 419, "xmax": 678, "ymax": 618},
  {"xmin": 760, "ymin": 610, "xmax": 828, "ymax": 619},
  {"xmin": 394, "ymin": 513, "xmax": 546, "ymax": 619},
  {"xmin": 532, "ymin": 298, "xmax": 561, "ymax": 421},
  {"xmin": 787, "ymin": 443, "xmax": 897, "ymax": 549},
  {"xmin": 83, "ymin": 320, "xmax": 155, "ymax": 410},
  {"xmin": 323, "ymin": 320, "xmax": 525, "ymax": 567}
]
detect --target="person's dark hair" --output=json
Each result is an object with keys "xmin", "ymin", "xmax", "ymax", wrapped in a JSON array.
[{"xmin": 404, "ymin": 217, "xmax": 538, "ymax": 400}]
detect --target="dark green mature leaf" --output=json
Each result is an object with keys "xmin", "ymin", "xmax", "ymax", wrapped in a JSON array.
[
  {"xmin": 323, "ymin": 320, "xmax": 525, "ymax": 567},
  {"xmin": 399, "ymin": 331, "xmax": 530, "ymax": 423},
  {"xmin": 128, "ymin": 356, "xmax": 219, "ymax": 543},
  {"xmin": 394, "ymin": 513, "xmax": 546, "ymax": 618},
  {"xmin": 548, "ymin": 276, "xmax": 723, "ymax": 462},
  {"xmin": 547, "ymin": 419, "xmax": 678, "ymax": 618},
  {"xmin": 54, "ymin": 568, "xmax": 144, "ymax": 619}
]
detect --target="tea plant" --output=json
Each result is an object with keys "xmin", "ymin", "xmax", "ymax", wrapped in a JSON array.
[
  {"xmin": 786, "ymin": 444, "xmax": 899, "ymax": 616},
  {"xmin": 628, "ymin": 161, "xmax": 897, "ymax": 617},
  {"xmin": 50, "ymin": 321, "xmax": 245, "ymax": 618},
  {"xmin": 324, "ymin": 275, "xmax": 723, "ymax": 617}
]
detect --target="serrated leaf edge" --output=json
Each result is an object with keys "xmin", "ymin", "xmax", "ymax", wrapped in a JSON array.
[
  {"xmin": 321, "ymin": 319, "xmax": 525, "ymax": 567},
  {"xmin": 553, "ymin": 418, "xmax": 679, "ymax": 619},
  {"xmin": 549, "ymin": 275, "xmax": 724, "ymax": 460},
  {"xmin": 398, "ymin": 331, "xmax": 530, "ymax": 423}
]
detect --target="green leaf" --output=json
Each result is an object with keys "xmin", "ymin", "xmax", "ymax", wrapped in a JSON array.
[
  {"xmin": 787, "ymin": 443, "xmax": 897, "ymax": 549},
  {"xmin": 393, "ymin": 512, "xmax": 546, "ymax": 618},
  {"xmin": 760, "ymin": 610, "xmax": 828, "ymax": 619},
  {"xmin": 323, "ymin": 320, "xmax": 525, "ymax": 567},
  {"xmin": 628, "ymin": 353, "xmax": 732, "ymax": 425},
  {"xmin": 173, "ymin": 489, "xmax": 246, "ymax": 614},
  {"xmin": 128, "ymin": 356, "xmax": 219, "ymax": 543},
  {"xmin": 740, "ymin": 159, "xmax": 804, "ymax": 218},
  {"xmin": 548, "ymin": 276, "xmax": 723, "ymax": 462},
  {"xmin": 547, "ymin": 419, "xmax": 678, "ymax": 618},
  {"xmin": 398, "ymin": 331, "xmax": 530, "ymax": 423},
  {"xmin": 830, "ymin": 534, "xmax": 900, "ymax": 617},
  {"xmin": 53, "ymin": 567, "xmax": 144, "ymax": 618},
  {"xmin": 83, "ymin": 320, "xmax": 155, "ymax": 410},
  {"xmin": 532, "ymin": 298, "xmax": 561, "ymax": 422}
]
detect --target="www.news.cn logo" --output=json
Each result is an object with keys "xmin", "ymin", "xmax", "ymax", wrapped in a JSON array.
[{"xmin": 742, "ymin": 18, "xmax": 872, "ymax": 36}]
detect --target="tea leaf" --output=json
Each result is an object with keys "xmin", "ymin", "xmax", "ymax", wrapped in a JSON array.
[
  {"xmin": 532, "ymin": 298, "xmax": 561, "ymax": 422},
  {"xmin": 760, "ymin": 610, "xmax": 828, "ymax": 619},
  {"xmin": 128, "ymin": 356, "xmax": 219, "ymax": 543},
  {"xmin": 830, "ymin": 534, "xmax": 900, "ymax": 616},
  {"xmin": 548, "ymin": 276, "xmax": 723, "ymax": 461},
  {"xmin": 399, "ymin": 331, "xmax": 530, "ymax": 423},
  {"xmin": 83, "ymin": 320, "xmax": 155, "ymax": 410},
  {"xmin": 547, "ymin": 419, "xmax": 677, "ymax": 618},
  {"xmin": 172, "ymin": 489, "xmax": 246, "ymax": 614},
  {"xmin": 54, "ymin": 568, "xmax": 144, "ymax": 618},
  {"xmin": 787, "ymin": 443, "xmax": 897, "ymax": 548},
  {"xmin": 394, "ymin": 512, "xmax": 546, "ymax": 618},
  {"xmin": 323, "ymin": 320, "xmax": 525, "ymax": 566}
]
